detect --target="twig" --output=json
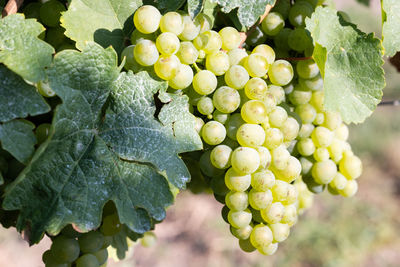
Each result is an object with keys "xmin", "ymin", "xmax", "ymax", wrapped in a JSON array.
[
  {"xmin": 239, "ymin": 4, "xmax": 273, "ymax": 47},
  {"xmin": 379, "ymin": 100, "xmax": 400, "ymax": 106},
  {"xmin": 279, "ymin": 57, "xmax": 313, "ymax": 61},
  {"xmin": 2, "ymin": 0, "xmax": 24, "ymax": 17}
]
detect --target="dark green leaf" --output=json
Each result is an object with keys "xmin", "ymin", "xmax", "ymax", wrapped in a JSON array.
[{"xmin": 157, "ymin": 0, "xmax": 186, "ymax": 12}]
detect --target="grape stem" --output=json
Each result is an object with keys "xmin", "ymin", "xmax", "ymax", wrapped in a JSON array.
[
  {"xmin": 379, "ymin": 100, "xmax": 400, "ymax": 106},
  {"xmin": 2, "ymin": 0, "xmax": 24, "ymax": 17},
  {"xmin": 239, "ymin": 4, "xmax": 273, "ymax": 47}
]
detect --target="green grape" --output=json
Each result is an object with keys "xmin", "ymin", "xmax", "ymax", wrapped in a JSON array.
[
  {"xmin": 224, "ymin": 167, "xmax": 251, "ymax": 192},
  {"xmin": 160, "ymin": 12, "xmax": 184, "ymax": 35},
  {"xmin": 224, "ymin": 65, "xmax": 249, "ymax": 89},
  {"xmin": 231, "ymin": 225, "xmax": 253, "ymax": 240},
  {"xmin": 239, "ymin": 238, "xmax": 257, "ymax": 252},
  {"xmin": 219, "ymin": 27, "xmax": 241, "ymax": 51},
  {"xmin": 299, "ymin": 74, "xmax": 324, "ymax": 91},
  {"xmin": 45, "ymin": 26, "xmax": 66, "ymax": 49},
  {"xmin": 295, "ymin": 103, "xmax": 317, "ymax": 124},
  {"xmin": 329, "ymin": 172, "xmax": 348, "ymax": 190},
  {"xmin": 225, "ymin": 113, "xmax": 245, "ymax": 140},
  {"xmin": 296, "ymin": 59, "xmax": 319, "ymax": 79},
  {"xmin": 280, "ymin": 117, "xmax": 300, "ymax": 141},
  {"xmin": 269, "ymin": 107, "xmax": 288, "ymax": 128},
  {"xmin": 228, "ymin": 209, "xmax": 252, "ymax": 228},
  {"xmin": 93, "ymin": 249, "xmax": 108, "ymax": 265},
  {"xmin": 134, "ymin": 5, "xmax": 161, "ymax": 34},
  {"xmin": 23, "ymin": 2, "xmax": 42, "ymax": 19},
  {"xmin": 257, "ymin": 146, "xmax": 272, "ymax": 170},
  {"xmin": 201, "ymin": 121, "xmax": 226, "ymax": 145},
  {"xmin": 269, "ymin": 60, "xmax": 294, "ymax": 86},
  {"xmin": 339, "ymin": 154, "xmax": 362, "ymax": 179},
  {"xmin": 277, "ymin": 156, "xmax": 302, "ymax": 184},
  {"xmin": 141, "ymin": 232, "xmax": 157, "ymax": 247},
  {"xmin": 297, "ymin": 138, "xmax": 315, "ymax": 156},
  {"xmin": 264, "ymin": 128, "xmax": 284, "ymax": 150},
  {"xmin": 288, "ymin": 1, "xmax": 314, "ymax": 27},
  {"xmin": 236, "ymin": 124, "xmax": 266, "ymax": 148},
  {"xmin": 289, "ymin": 87, "xmax": 312, "ymax": 105},
  {"xmin": 268, "ymin": 85, "xmax": 285, "ymax": 104},
  {"xmin": 311, "ymin": 126, "xmax": 334, "ymax": 147},
  {"xmin": 313, "ymin": 147, "xmax": 330, "ymax": 162},
  {"xmin": 39, "ymin": 0, "xmax": 66, "ymax": 27},
  {"xmin": 186, "ymin": 86, "xmax": 203, "ymax": 106},
  {"xmin": 251, "ymin": 170, "xmax": 275, "ymax": 191},
  {"xmin": 194, "ymin": 13, "xmax": 212, "ymax": 33},
  {"xmin": 156, "ymin": 32, "xmax": 180, "ymax": 56},
  {"xmin": 179, "ymin": 14, "xmax": 200, "ymax": 41},
  {"xmin": 222, "ymin": 137, "xmax": 240, "ymax": 150},
  {"xmin": 258, "ymin": 242, "xmax": 278, "ymax": 255},
  {"xmin": 262, "ymin": 93, "xmax": 278, "ymax": 113},
  {"xmin": 283, "ymin": 82, "xmax": 294, "ymax": 94},
  {"xmin": 246, "ymin": 26, "xmax": 267, "ymax": 47},
  {"xmin": 50, "ymin": 236, "xmax": 80, "ymax": 263},
  {"xmin": 252, "ymin": 44, "xmax": 276, "ymax": 65},
  {"xmin": 239, "ymin": 89, "xmax": 251, "ymax": 108},
  {"xmin": 154, "ymin": 55, "xmax": 180, "ymax": 80},
  {"xmin": 199, "ymin": 150, "xmax": 225, "ymax": 177},
  {"xmin": 169, "ymin": 64, "xmax": 193, "ymax": 90},
  {"xmin": 228, "ymin": 48, "xmax": 248, "ymax": 66},
  {"xmin": 193, "ymin": 70, "xmax": 217, "ymax": 95},
  {"xmin": 244, "ymin": 77, "xmax": 268, "ymax": 100},
  {"xmin": 193, "ymin": 30, "xmax": 222, "ymax": 54},
  {"xmin": 121, "ymin": 45, "xmax": 136, "ymax": 70},
  {"xmin": 271, "ymin": 145, "xmax": 290, "ymax": 170},
  {"xmin": 269, "ymin": 223, "xmax": 290, "ymax": 242},
  {"xmin": 37, "ymin": 80, "xmax": 56, "ymax": 97},
  {"xmin": 323, "ymin": 111, "xmax": 342, "ymax": 130},
  {"xmin": 75, "ymin": 254, "xmax": 99, "ymax": 267},
  {"xmin": 100, "ymin": 213, "xmax": 121, "ymax": 236},
  {"xmin": 225, "ymin": 191, "xmax": 249, "ymax": 211},
  {"xmin": 42, "ymin": 249, "xmax": 53, "ymax": 264},
  {"xmin": 243, "ymin": 53, "xmax": 269, "ymax": 78},
  {"xmin": 288, "ymin": 28, "xmax": 313, "ymax": 52},
  {"xmin": 270, "ymin": 180, "xmax": 289, "ymax": 202},
  {"xmin": 210, "ymin": 145, "xmax": 232, "ymax": 169},
  {"xmin": 134, "ymin": 40, "xmax": 159, "ymax": 66},
  {"xmin": 271, "ymin": 0, "xmax": 291, "ymax": 19},
  {"xmin": 177, "ymin": 42, "xmax": 199, "ymax": 64},
  {"xmin": 249, "ymin": 189, "xmax": 273, "ymax": 210},
  {"xmin": 312, "ymin": 160, "xmax": 337, "ymax": 184},
  {"xmin": 298, "ymin": 123, "xmax": 315, "ymax": 139},
  {"xmin": 315, "ymin": 113, "xmax": 327, "ymax": 127},
  {"xmin": 261, "ymin": 12, "xmax": 285, "ymax": 36},
  {"xmin": 213, "ymin": 110, "xmax": 230, "ymax": 124},
  {"xmin": 130, "ymin": 29, "xmax": 157, "ymax": 45},
  {"xmin": 241, "ymin": 100, "xmax": 268, "ymax": 124},
  {"xmin": 231, "ymin": 147, "xmax": 260, "ymax": 174},
  {"xmin": 260, "ymin": 202, "xmax": 284, "ymax": 224},
  {"xmin": 328, "ymin": 138, "xmax": 344, "ymax": 163},
  {"xmin": 250, "ymin": 224, "xmax": 273, "ymax": 248},
  {"xmin": 212, "ymin": 86, "xmax": 241, "ymax": 113},
  {"xmin": 206, "ymin": 51, "xmax": 230, "ymax": 75},
  {"xmin": 35, "ymin": 123, "xmax": 51, "ymax": 145},
  {"xmin": 338, "ymin": 179, "xmax": 358, "ymax": 197},
  {"xmin": 334, "ymin": 124, "xmax": 349, "ymax": 141},
  {"xmin": 78, "ymin": 231, "xmax": 105, "ymax": 253},
  {"xmin": 281, "ymin": 204, "xmax": 298, "ymax": 226},
  {"xmin": 273, "ymin": 28, "xmax": 292, "ymax": 52}
]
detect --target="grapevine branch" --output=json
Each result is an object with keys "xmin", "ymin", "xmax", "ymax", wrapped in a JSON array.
[
  {"xmin": 239, "ymin": 4, "xmax": 273, "ymax": 47},
  {"xmin": 2, "ymin": 0, "xmax": 23, "ymax": 17}
]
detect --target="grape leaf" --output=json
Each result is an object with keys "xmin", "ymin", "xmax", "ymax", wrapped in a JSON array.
[
  {"xmin": 212, "ymin": 0, "xmax": 276, "ymax": 28},
  {"xmin": 0, "ymin": 65, "xmax": 50, "ymax": 123},
  {"xmin": 188, "ymin": 0, "xmax": 203, "ymax": 18},
  {"xmin": 0, "ymin": 14, "xmax": 54, "ymax": 83},
  {"xmin": 306, "ymin": 7, "xmax": 385, "ymax": 124},
  {"xmin": 0, "ymin": 119, "xmax": 36, "ymax": 165},
  {"xmin": 203, "ymin": 0, "xmax": 218, "ymax": 27},
  {"xmin": 3, "ymin": 42, "xmax": 201, "ymax": 244},
  {"xmin": 61, "ymin": 0, "xmax": 142, "ymax": 54},
  {"xmin": 381, "ymin": 0, "xmax": 400, "ymax": 57},
  {"xmin": 157, "ymin": 0, "xmax": 186, "ymax": 12}
]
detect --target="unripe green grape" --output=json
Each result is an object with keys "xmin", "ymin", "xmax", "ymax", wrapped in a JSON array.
[
  {"xmin": 154, "ymin": 54, "xmax": 180, "ymax": 80},
  {"xmin": 224, "ymin": 65, "xmax": 249, "ymax": 89},
  {"xmin": 328, "ymin": 138, "xmax": 344, "ymax": 163},
  {"xmin": 269, "ymin": 60, "xmax": 294, "ymax": 86},
  {"xmin": 249, "ymin": 189, "xmax": 273, "ymax": 210},
  {"xmin": 268, "ymin": 85, "xmax": 285, "ymax": 104},
  {"xmin": 228, "ymin": 48, "xmax": 248, "ymax": 66},
  {"xmin": 242, "ymin": 53, "xmax": 269, "ymax": 78},
  {"xmin": 297, "ymin": 138, "xmax": 315, "ymax": 156},
  {"xmin": 269, "ymin": 223, "xmax": 290, "ymax": 243},
  {"xmin": 250, "ymin": 224, "xmax": 273, "ymax": 248},
  {"xmin": 121, "ymin": 45, "xmax": 136, "ymax": 70},
  {"xmin": 213, "ymin": 110, "xmax": 230, "ymax": 124},
  {"xmin": 45, "ymin": 26, "xmax": 66, "ymax": 49},
  {"xmin": 193, "ymin": 30, "xmax": 222, "ymax": 54},
  {"xmin": 231, "ymin": 147, "xmax": 260, "ymax": 174},
  {"xmin": 210, "ymin": 145, "xmax": 232, "ymax": 169},
  {"xmin": 194, "ymin": 13, "xmax": 212, "ymax": 33},
  {"xmin": 273, "ymin": 28, "xmax": 291, "ymax": 51},
  {"xmin": 201, "ymin": 119, "xmax": 227, "ymax": 144},
  {"xmin": 75, "ymin": 254, "xmax": 99, "ymax": 267},
  {"xmin": 225, "ymin": 113, "xmax": 245, "ymax": 140},
  {"xmin": 206, "ymin": 51, "xmax": 230, "ymax": 75},
  {"xmin": 269, "ymin": 107, "xmax": 288, "ymax": 128},
  {"xmin": 23, "ymin": 2, "xmax": 42, "ymax": 19},
  {"xmin": 156, "ymin": 32, "xmax": 180, "ymax": 56},
  {"xmin": 193, "ymin": 70, "xmax": 217, "ymax": 95},
  {"xmin": 260, "ymin": 202, "xmax": 285, "ymax": 224},
  {"xmin": 251, "ymin": 170, "xmax": 275, "ymax": 191},
  {"xmin": 271, "ymin": 145, "xmax": 290, "ymax": 170},
  {"xmin": 211, "ymin": 176, "xmax": 230, "ymax": 196},
  {"xmin": 300, "ymin": 75, "xmax": 324, "ymax": 91},
  {"xmin": 288, "ymin": 28, "xmax": 313, "ymax": 52},
  {"xmin": 334, "ymin": 123, "xmax": 349, "ymax": 141},
  {"xmin": 224, "ymin": 167, "xmax": 251, "ymax": 192},
  {"xmin": 93, "ymin": 249, "xmax": 108, "ymax": 265},
  {"xmin": 241, "ymin": 100, "xmax": 268, "ymax": 124},
  {"xmin": 295, "ymin": 103, "xmax": 317, "ymax": 124},
  {"xmin": 264, "ymin": 128, "xmax": 284, "ymax": 150},
  {"xmin": 296, "ymin": 59, "xmax": 319, "ymax": 79},
  {"xmin": 313, "ymin": 112, "xmax": 325, "ymax": 125},
  {"xmin": 179, "ymin": 14, "xmax": 200, "ymax": 41},
  {"xmin": 219, "ymin": 27, "xmax": 241, "ymax": 51},
  {"xmin": 222, "ymin": 137, "xmax": 240, "ymax": 150},
  {"xmin": 239, "ymin": 238, "xmax": 257, "ymax": 252},
  {"xmin": 298, "ymin": 123, "xmax": 315, "ymax": 139},
  {"xmin": 282, "ymin": 204, "xmax": 298, "ymax": 226},
  {"xmin": 37, "ymin": 81, "xmax": 56, "ymax": 97},
  {"xmin": 130, "ymin": 29, "xmax": 157, "ymax": 45},
  {"xmin": 176, "ymin": 45, "xmax": 197, "ymax": 66},
  {"xmin": 323, "ymin": 111, "xmax": 342, "ymax": 130},
  {"xmin": 228, "ymin": 209, "xmax": 252, "ymax": 228},
  {"xmin": 212, "ymin": 86, "xmax": 241, "ymax": 113},
  {"xmin": 78, "ymin": 231, "xmax": 105, "ymax": 253},
  {"xmin": 261, "ymin": 12, "xmax": 285, "ymax": 36},
  {"xmin": 313, "ymin": 147, "xmax": 330, "ymax": 162},
  {"xmin": 225, "ymin": 191, "xmax": 249, "ymax": 211},
  {"xmin": 256, "ymin": 146, "xmax": 272, "ymax": 170},
  {"xmin": 339, "ymin": 154, "xmax": 362, "ymax": 179},
  {"xmin": 280, "ymin": 117, "xmax": 300, "ymax": 141},
  {"xmin": 50, "ymin": 236, "xmax": 80, "ymax": 263},
  {"xmin": 288, "ymin": 1, "xmax": 313, "ymax": 27},
  {"xmin": 278, "ymin": 156, "xmax": 302, "ymax": 184},
  {"xmin": 289, "ymin": 87, "xmax": 312, "ymax": 105},
  {"xmin": 160, "ymin": 12, "xmax": 184, "ymax": 35},
  {"xmin": 246, "ymin": 26, "xmax": 267, "ymax": 47},
  {"xmin": 329, "ymin": 172, "xmax": 348, "ymax": 190},
  {"xmin": 39, "ymin": 0, "xmax": 66, "ymax": 27},
  {"xmin": 100, "ymin": 213, "xmax": 122, "ymax": 236},
  {"xmin": 134, "ymin": 5, "xmax": 161, "ymax": 34},
  {"xmin": 236, "ymin": 124, "xmax": 266, "ymax": 148},
  {"xmin": 312, "ymin": 160, "xmax": 337, "ymax": 184},
  {"xmin": 244, "ymin": 77, "xmax": 268, "ymax": 100},
  {"xmin": 168, "ymin": 64, "xmax": 193, "ymax": 90},
  {"xmin": 252, "ymin": 44, "xmax": 276, "ymax": 65},
  {"xmin": 338, "ymin": 179, "xmax": 358, "ymax": 197},
  {"xmin": 258, "ymin": 242, "xmax": 278, "ymax": 255},
  {"xmin": 231, "ymin": 225, "xmax": 253, "ymax": 240},
  {"xmin": 199, "ymin": 150, "xmax": 225, "ymax": 177},
  {"xmin": 311, "ymin": 126, "xmax": 334, "ymax": 148},
  {"xmin": 134, "ymin": 40, "xmax": 159, "ymax": 66}
]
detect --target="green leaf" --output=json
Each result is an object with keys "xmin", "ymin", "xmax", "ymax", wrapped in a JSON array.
[
  {"xmin": 3, "ymin": 42, "xmax": 201, "ymax": 244},
  {"xmin": 0, "ymin": 65, "xmax": 50, "ymax": 123},
  {"xmin": 306, "ymin": 7, "xmax": 385, "ymax": 124},
  {"xmin": 0, "ymin": 14, "xmax": 54, "ymax": 83},
  {"xmin": 157, "ymin": 0, "xmax": 186, "ymax": 12},
  {"xmin": 203, "ymin": 0, "xmax": 218, "ymax": 27},
  {"xmin": 188, "ymin": 0, "xmax": 204, "ymax": 18},
  {"xmin": 213, "ymin": 0, "xmax": 276, "ymax": 28},
  {"xmin": 61, "ymin": 0, "xmax": 142, "ymax": 54},
  {"xmin": 381, "ymin": 0, "xmax": 400, "ymax": 57},
  {"xmin": 0, "ymin": 119, "xmax": 36, "ymax": 165}
]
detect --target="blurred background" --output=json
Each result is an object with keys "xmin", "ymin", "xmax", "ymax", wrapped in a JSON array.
[{"xmin": 1, "ymin": 0, "xmax": 399, "ymax": 266}]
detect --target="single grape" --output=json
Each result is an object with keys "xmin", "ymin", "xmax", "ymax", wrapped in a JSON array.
[
  {"xmin": 249, "ymin": 189, "xmax": 273, "ymax": 210},
  {"xmin": 176, "ymin": 42, "xmax": 199, "ymax": 64},
  {"xmin": 239, "ymin": 238, "xmax": 257, "ymax": 253},
  {"xmin": 100, "ymin": 213, "xmax": 122, "ymax": 236},
  {"xmin": 288, "ymin": 1, "xmax": 314, "ymax": 27},
  {"xmin": 339, "ymin": 154, "xmax": 362, "ymax": 179},
  {"xmin": 194, "ymin": 13, "xmax": 212, "ymax": 33},
  {"xmin": 156, "ymin": 32, "xmax": 180, "ymax": 56},
  {"xmin": 241, "ymin": 100, "xmax": 268, "ymax": 124},
  {"xmin": 213, "ymin": 110, "xmax": 230, "ymax": 124},
  {"xmin": 219, "ymin": 27, "xmax": 241, "ymax": 51},
  {"xmin": 297, "ymin": 138, "xmax": 316, "ymax": 156},
  {"xmin": 141, "ymin": 232, "xmax": 157, "ymax": 247},
  {"xmin": 329, "ymin": 172, "xmax": 348, "ymax": 190},
  {"xmin": 281, "ymin": 204, "xmax": 298, "ymax": 226},
  {"xmin": 169, "ymin": 64, "xmax": 193, "ymax": 90},
  {"xmin": 228, "ymin": 48, "xmax": 248, "ymax": 66},
  {"xmin": 179, "ymin": 14, "xmax": 200, "ymax": 41},
  {"xmin": 45, "ymin": 26, "xmax": 67, "ymax": 49},
  {"xmin": 244, "ymin": 77, "xmax": 268, "ymax": 100},
  {"xmin": 193, "ymin": 70, "xmax": 218, "ymax": 95},
  {"xmin": 236, "ymin": 124, "xmax": 266, "ymax": 148},
  {"xmin": 160, "ymin": 12, "xmax": 184, "ymax": 35},
  {"xmin": 264, "ymin": 128, "xmax": 284, "ymax": 150},
  {"xmin": 323, "ymin": 111, "xmax": 342, "ymax": 130},
  {"xmin": 269, "ymin": 223, "xmax": 290, "ymax": 242},
  {"xmin": 298, "ymin": 123, "xmax": 315, "ymax": 139},
  {"xmin": 130, "ymin": 29, "xmax": 157, "ymax": 45},
  {"xmin": 23, "ymin": 2, "xmax": 41, "ymax": 19},
  {"xmin": 252, "ymin": 44, "xmax": 276, "ymax": 65},
  {"xmin": 75, "ymin": 254, "xmax": 99, "ymax": 267},
  {"xmin": 300, "ymin": 74, "xmax": 324, "ymax": 91},
  {"xmin": 288, "ymin": 28, "xmax": 313, "ymax": 52},
  {"xmin": 206, "ymin": 51, "xmax": 230, "ymax": 75},
  {"xmin": 250, "ymin": 224, "xmax": 273, "ymax": 248},
  {"xmin": 246, "ymin": 26, "xmax": 267, "ymax": 47},
  {"xmin": 210, "ymin": 145, "xmax": 232, "ymax": 169},
  {"xmin": 134, "ymin": 40, "xmax": 159, "ymax": 66},
  {"xmin": 313, "ymin": 147, "xmax": 330, "ymax": 162},
  {"xmin": 37, "ymin": 81, "xmax": 55, "ymax": 97},
  {"xmin": 261, "ymin": 12, "xmax": 285, "ymax": 36},
  {"xmin": 295, "ymin": 103, "xmax": 317, "ymax": 124},
  {"xmin": 312, "ymin": 160, "xmax": 337, "ymax": 184},
  {"xmin": 338, "ymin": 179, "xmax": 358, "ymax": 197},
  {"xmin": 78, "ymin": 231, "xmax": 105, "ymax": 254},
  {"xmin": 289, "ymin": 87, "xmax": 312, "ymax": 105},
  {"xmin": 260, "ymin": 202, "xmax": 285, "ymax": 224},
  {"xmin": 311, "ymin": 126, "xmax": 334, "ymax": 148},
  {"xmin": 193, "ymin": 30, "xmax": 222, "ymax": 54},
  {"xmin": 268, "ymin": 85, "xmax": 285, "ymax": 104},
  {"xmin": 269, "ymin": 60, "xmax": 294, "ymax": 86},
  {"xmin": 231, "ymin": 225, "xmax": 253, "ymax": 240},
  {"xmin": 273, "ymin": 28, "xmax": 292, "ymax": 51},
  {"xmin": 225, "ymin": 191, "xmax": 249, "ymax": 211},
  {"xmin": 243, "ymin": 53, "xmax": 269, "ymax": 78},
  {"xmin": 201, "ymin": 121, "xmax": 226, "ymax": 145},
  {"xmin": 231, "ymin": 147, "xmax": 260, "ymax": 175},
  {"xmin": 224, "ymin": 167, "xmax": 251, "ymax": 192},
  {"xmin": 328, "ymin": 138, "xmax": 345, "ymax": 163},
  {"xmin": 93, "ymin": 249, "xmax": 108, "ymax": 265},
  {"xmin": 251, "ymin": 170, "xmax": 275, "ymax": 191},
  {"xmin": 225, "ymin": 113, "xmax": 245, "ymax": 140},
  {"xmin": 271, "ymin": 0, "xmax": 291, "ymax": 19},
  {"xmin": 269, "ymin": 107, "xmax": 288, "ymax": 128},
  {"xmin": 296, "ymin": 59, "xmax": 319, "ymax": 79},
  {"xmin": 194, "ymin": 117, "xmax": 204, "ymax": 134},
  {"xmin": 271, "ymin": 145, "xmax": 290, "ymax": 170},
  {"xmin": 257, "ymin": 146, "xmax": 272, "ymax": 169},
  {"xmin": 154, "ymin": 54, "xmax": 180, "ymax": 80},
  {"xmin": 277, "ymin": 156, "xmax": 302, "ymax": 184},
  {"xmin": 258, "ymin": 242, "xmax": 278, "ymax": 255},
  {"xmin": 228, "ymin": 209, "xmax": 252, "ymax": 229},
  {"xmin": 280, "ymin": 117, "xmax": 300, "ymax": 141},
  {"xmin": 199, "ymin": 150, "xmax": 225, "ymax": 177},
  {"xmin": 224, "ymin": 65, "xmax": 249, "ymax": 89},
  {"xmin": 50, "ymin": 236, "xmax": 80, "ymax": 263},
  {"xmin": 39, "ymin": 0, "xmax": 66, "ymax": 27}
]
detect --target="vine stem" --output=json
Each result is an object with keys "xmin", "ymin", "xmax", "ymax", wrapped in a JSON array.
[
  {"xmin": 379, "ymin": 100, "xmax": 400, "ymax": 106},
  {"xmin": 2, "ymin": 0, "xmax": 24, "ymax": 17},
  {"xmin": 239, "ymin": 4, "xmax": 273, "ymax": 47}
]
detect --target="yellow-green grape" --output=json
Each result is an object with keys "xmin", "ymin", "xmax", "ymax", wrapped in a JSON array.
[
  {"xmin": 213, "ymin": 110, "xmax": 230, "ymax": 124},
  {"xmin": 134, "ymin": 5, "xmax": 161, "ymax": 34},
  {"xmin": 281, "ymin": 204, "xmax": 298, "ymax": 226},
  {"xmin": 282, "ymin": 182, "xmax": 298, "ymax": 205},
  {"xmin": 300, "ymin": 156, "xmax": 313, "ymax": 175},
  {"xmin": 339, "ymin": 154, "xmax": 362, "ymax": 179},
  {"xmin": 243, "ymin": 53, "xmax": 269, "ymax": 78},
  {"xmin": 210, "ymin": 145, "xmax": 232, "ymax": 169},
  {"xmin": 277, "ymin": 156, "xmax": 301, "ymax": 184},
  {"xmin": 256, "ymin": 146, "xmax": 272, "ymax": 169},
  {"xmin": 225, "ymin": 113, "xmax": 245, "ymax": 140},
  {"xmin": 239, "ymin": 238, "xmax": 257, "ymax": 253},
  {"xmin": 300, "ymin": 74, "xmax": 324, "ymax": 91},
  {"xmin": 268, "ymin": 60, "xmax": 294, "ymax": 86},
  {"xmin": 297, "ymin": 138, "xmax": 315, "ymax": 156},
  {"xmin": 231, "ymin": 225, "xmax": 253, "ymax": 240},
  {"xmin": 263, "ymin": 93, "xmax": 278, "ymax": 113},
  {"xmin": 212, "ymin": 86, "xmax": 241, "ymax": 113},
  {"xmin": 313, "ymin": 147, "xmax": 330, "ymax": 162},
  {"xmin": 295, "ymin": 103, "xmax": 317, "ymax": 124},
  {"xmin": 271, "ymin": 145, "xmax": 290, "ymax": 170},
  {"xmin": 75, "ymin": 254, "xmax": 99, "ymax": 267},
  {"xmin": 198, "ymin": 96, "xmax": 214, "ymax": 116},
  {"xmin": 78, "ymin": 231, "xmax": 104, "ymax": 254},
  {"xmin": 338, "ymin": 179, "xmax": 358, "ymax": 197},
  {"xmin": 206, "ymin": 51, "xmax": 230, "ymax": 75},
  {"xmin": 329, "ymin": 172, "xmax": 348, "ymax": 190},
  {"xmin": 134, "ymin": 40, "xmax": 159, "ymax": 66},
  {"xmin": 39, "ymin": 0, "xmax": 66, "ymax": 27},
  {"xmin": 251, "ymin": 170, "xmax": 275, "ymax": 191},
  {"xmin": 231, "ymin": 147, "xmax": 260, "ymax": 174},
  {"xmin": 250, "ymin": 224, "xmax": 273, "ymax": 248},
  {"xmin": 224, "ymin": 65, "xmax": 249, "ymax": 89},
  {"xmin": 194, "ymin": 13, "xmax": 212, "ymax": 33},
  {"xmin": 268, "ymin": 85, "xmax": 285, "ymax": 104},
  {"xmin": 280, "ymin": 117, "xmax": 300, "ymax": 141},
  {"xmin": 244, "ymin": 77, "xmax": 268, "ymax": 100},
  {"xmin": 312, "ymin": 160, "xmax": 337, "ymax": 184},
  {"xmin": 236, "ymin": 124, "xmax": 266, "ymax": 148},
  {"xmin": 269, "ymin": 107, "xmax": 288, "ymax": 128},
  {"xmin": 264, "ymin": 128, "xmax": 284, "ymax": 150},
  {"xmin": 296, "ymin": 59, "xmax": 319, "ymax": 79},
  {"xmin": 310, "ymin": 90, "xmax": 325, "ymax": 111},
  {"xmin": 270, "ymin": 180, "xmax": 289, "ymax": 202},
  {"xmin": 311, "ymin": 126, "xmax": 334, "ymax": 148},
  {"xmin": 176, "ymin": 42, "xmax": 199, "ymax": 64},
  {"xmin": 225, "ymin": 191, "xmax": 249, "ymax": 211},
  {"xmin": 219, "ymin": 27, "xmax": 241, "ymax": 51},
  {"xmin": 141, "ymin": 232, "xmax": 157, "ymax": 247},
  {"xmin": 169, "ymin": 64, "xmax": 193, "ymax": 90},
  {"xmin": 257, "ymin": 242, "xmax": 278, "ymax": 255},
  {"xmin": 93, "ymin": 249, "xmax": 108, "ymax": 265},
  {"xmin": 50, "ymin": 236, "xmax": 80, "ymax": 263},
  {"xmin": 228, "ymin": 209, "xmax": 252, "ymax": 228},
  {"xmin": 249, "ymin": 189, "xmax": 273, "ymax": 210},
  {"xmin": 179, "ymin": 14, "xmax": 200, "ymax": 41},
  {"xmin": 154, "ymin": 55, "xmax": 181, "ymax": 80},
  {"xmin": 334, "ymin": 123, "xmax": 349, "ymax": 141},
  {"xmin": 252, "ymin": 44, "xmax": 276, "ymax": 64},
  {"xmin": 228, "ymin": 48, "xmax": 248, "ymax": 66},
  {"xmin": 328, "ymin": 138, "xmax": 345, "ymax": 163},
  {"xmin": 156, "ymin": 32, "xmax": 180, "ymax": 55},
  {"xmin": 269, "ymin": 223, "xmax": 290, "ymax": 242},
  {"xmin": 199, "ymin": 150, "xmax": 225, "ymax": 177},
  {"xmin": 323, "ymin": 111, "xmax": 342, "ymax": 130},
  {"xmin": 201, "ymin": 121, "xmax": 226, "ymax": 145},
  {"xmin": 130, "ymin": 29, "xmax": 157, "ymax": 45},
  {"xmin": 289, "ymin": 87, "xmax": 312, "ymax": 105},
  {"xmin": 160, "ymin": 12, "xmax": 184, "ymax": 35},
  {"xmin": 100, "ymin": 213, "xmax": 122, "ymax": 236},
  {"xmin": 313, "ymin": 112, "xmax": 325, "ymax": 125},
  {"xmin": 260, "ymin": 202, "xmax": 285, "ymax": 224},
  {"xmin": 194, "ymin": 117, "xmax": 204, "ymax": 134},
  {"xmin": 37, "ymin": 81, "xmax": 56, "ymax": 97},
  {"xmin": 224, "ymin": 167, "xmax": 251, "ymax": 192},
  {"xmin": 193, "ymin": 70, "xmax": 218, "ymax": 95},
  {"xmin": 261, "ymin": 12, "xmax": 285, "ymax": 36},
  {"xmin": 298, "ymin": 123, "xmax": 315, "ymax": 139},
  {"xmin": 193, "ymin": 30, "xmax": 222, "ymax": 54},
  {"xmin": 241, "ymin": 100, "xmax": 268, "ymax": 124}
]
